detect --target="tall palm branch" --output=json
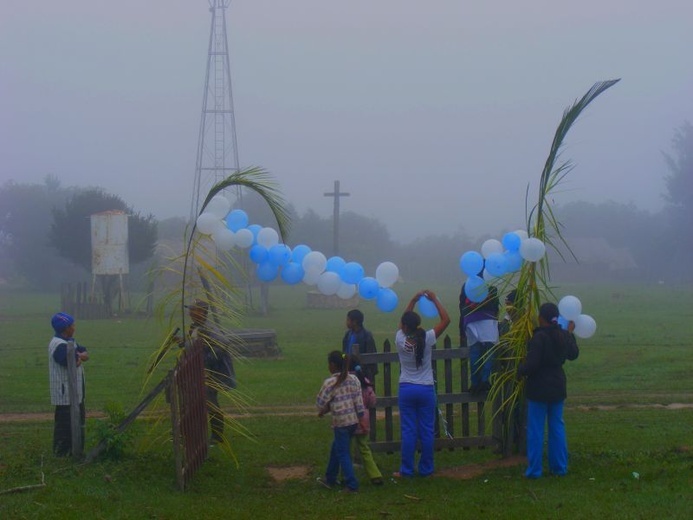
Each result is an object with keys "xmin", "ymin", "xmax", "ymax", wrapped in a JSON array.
[
  {"xmin": 491, "ymin": 79, "xmax": 620, "ymax": 455},
  {"xmin": 145, "ymin": 167, "xmax": 291, "ymax": 455}
]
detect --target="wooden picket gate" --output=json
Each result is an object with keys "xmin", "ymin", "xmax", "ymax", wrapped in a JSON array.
[
  {"xmin": 169, "ymin": 341, "xmax": 209, "ymax": 490},
  {"xmin": 359, "ymin": 335, "xmax": 503, "ymax": 453}
]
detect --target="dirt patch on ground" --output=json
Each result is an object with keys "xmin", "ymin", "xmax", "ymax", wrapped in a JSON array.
[
  {"xmin": 437, "ymin": 455, "xmax": 526, "ymax": 480},
  {"xmin": 266, "ymin": 465, "xmax": 312, "ymax": 482}
]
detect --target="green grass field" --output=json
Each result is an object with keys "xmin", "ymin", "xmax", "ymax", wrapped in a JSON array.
[{"xmin": 1, "ymin": 282, "xmax": 692, "ymax": 519}]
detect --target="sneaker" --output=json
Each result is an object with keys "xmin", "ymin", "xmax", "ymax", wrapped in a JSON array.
[
  {"xmin": 371, "ymin": 477, "xmax": 384, "ymax": 486},
  {"xmin": 340, "ymin": 487, "xmax": 358, "ymax": 493}
]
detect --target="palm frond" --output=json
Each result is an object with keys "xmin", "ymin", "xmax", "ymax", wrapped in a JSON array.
[{"xmin": 489, "ymin": 79, "xmax": 620, "ymax": 453}]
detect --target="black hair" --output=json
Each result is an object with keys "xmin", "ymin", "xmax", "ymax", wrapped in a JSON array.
[
  {"xmin": 347, "ymin": 309, "xmax": 364, "ymax": 327},
  {"xmin": 401, "ymin": 310, "xmax": 426, "ymax": 368},
  {"xmin": 539, "ymin": 302, "xmax": 560, "ymax": 324},
  {"xmin": 505, "ymin": 289, "xmax": 517, "ymax": 304},
  {"xmin": 539, "ymin": 302, "xmax": 571, "ymax": 359},
  {"xmin": 328, "ymin": 350, "xmax": 350, "ymax": 388}
]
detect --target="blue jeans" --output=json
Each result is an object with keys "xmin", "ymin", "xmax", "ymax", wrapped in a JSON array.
[
  {"xmin": 525, "ymin": 399, "xmax": 568, "ymax": 478},
  {"xmin": 325, "ymin": 424, "xmax": 358, "ymax": 490},
  {"xmin": 469, "ymin": 341, "xmax": 494, "ymax": 387},
  {"xmin": 398, "ymin": 383, "xmax": 436, "ymax": 477}
]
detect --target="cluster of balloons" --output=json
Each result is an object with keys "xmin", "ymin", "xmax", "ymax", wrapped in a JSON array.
[
  {"xmin": 195, "ymin": 196, "xmax": 401, "ymax": 312},
  {"xmin": 557, "ymin": 295, "xmax": 597, "ymax": 339},
  {"xmin": 459, "ymin": 230, "xmax": 547, "ymax": 303}
]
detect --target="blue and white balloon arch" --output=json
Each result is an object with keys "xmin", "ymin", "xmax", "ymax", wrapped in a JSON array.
[
  {"xmin": 196, "ymin": 195, "xmax": 597, "ymax": 334},
  {"xmin": 195, "ymin": 199, "xmax": 401, "ymax": 313}
]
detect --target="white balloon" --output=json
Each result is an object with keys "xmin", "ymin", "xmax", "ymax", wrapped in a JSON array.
[
  {"xmin": 336, "ymin": 283, "xmax": 357, "ymax": 299},
  {"xmin": 514, "ymin": 229, "xmax": 529, "ymax": 241},
  {"xmin": 302, "ymin": 251, "xmax": 327, "ymax": 274},
  {"xmin": 196, "ymin": 213, "xmax": 224, "ymax": 235},
  {"xmin": 204, "ymin": 194, "xmax": 231, "ymax": 219},
  {"xmin": 302, "ymin": 268, "xmax": 321, "ymax": 286},
  {"xmin": 519, "ymin": 238, "xmax": 546, "ymax": 262},
  {"xmin": 481, "ymin": 239, "xmax": 504, "ymax": 258},
  {"xmin": 235, "ymin": 228, "xmax": 254, "ymax": 248},
  {"xmin": 558, "ymin": 295, "xmax": 582, "ymax": 321},
  {"xmin": 375, "ymin": 261, "xmax": 399, "ymax": 288},
  {"xmin": 573, "ymin": 314, "xmax": 597, "ymax": 339},
  {"xmin": 257, "ymin": 227, "xmax": 279, "ymax": 248},
  {"xmin": 212, "ymin": 228, "xmax": 236, "ymax": 251},
  {"xmin": 317, "ymin": 271, "xmax": 341, "ymax": 295}
]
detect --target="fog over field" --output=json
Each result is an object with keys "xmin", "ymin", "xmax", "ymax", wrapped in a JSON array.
[{"xmin": 1, "ymin": 1, "xmax": 692, "ymax": 243}]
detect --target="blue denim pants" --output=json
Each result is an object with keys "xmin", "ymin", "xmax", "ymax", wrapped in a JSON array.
[
  {"xmin": 469, "ymin": 341, "xmax": 494, "ymax": 386},
  {"xmin": 525, "ymin": 399, "xmax": 568, "ymax": 478},
  {"xmin": 325, "ymin": 424, "xmax": 358, "ymax": 490},
  {"xmin": 398, "ymin": 383, "xmax": 436, "ymax": 477}
]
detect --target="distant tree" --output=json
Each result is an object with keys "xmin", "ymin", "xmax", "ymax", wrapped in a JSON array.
[
  {"xmin": 234, "ymin": 190, "xmax": 299, "ymax": 231},
  {"xmin": 395, "ymin": 230, "xmax": 475, "ymax": 283},
  {"xmin": 49, "ymin": 188, "xmax": 158, "ymax": 271},
  {"xmin": 157, "ymin": 216, "xmax": 188, "ymax": 241},
  {"xmin": 661, "ymin": 121, "xmax": 693, "ymax": 281},
  {"xmin": 663, "ymin": 121, "xmax": 693, "ymax": 214},
  {"xmin": 0, "ymin": 176, "xmax": 82, "ymax": 289},
  {"xmin": 555, "ymin": 200, "xmax": 665, "ymax": 280}
]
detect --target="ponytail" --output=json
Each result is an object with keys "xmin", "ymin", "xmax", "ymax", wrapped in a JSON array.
[
  {"xmin": 414, "ymin": 328, "xmax": 426, "ymax": 368},
  {"xmin": 401, "ymin": 310, "xmax": 426, "ymax": 369},
  {"xmin": 328, "ymin": 350, "xmax": 350, "ymax": 388}
]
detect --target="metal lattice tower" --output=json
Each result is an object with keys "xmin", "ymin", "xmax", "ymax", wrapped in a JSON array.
[{"xmin": 190, "ymin": 0, "xmax": 240, "ymax": 221}]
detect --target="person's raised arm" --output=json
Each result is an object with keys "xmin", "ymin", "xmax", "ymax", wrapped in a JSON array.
[
  {"xmin": 399, "ymin": 290, "xmax": 424, "ymax": 330},
  {"xmin": 423, "ymin": 290, "xmax": 450, "ymax": 339}
]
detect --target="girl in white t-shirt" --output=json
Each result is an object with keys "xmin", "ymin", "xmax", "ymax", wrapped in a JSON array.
[{"xmin": 394, "ymin": 290, "xmax": 450, "ymax": 478}]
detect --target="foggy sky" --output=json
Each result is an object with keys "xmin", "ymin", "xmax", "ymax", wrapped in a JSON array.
[{"xmin": 1, "ymin": 1, "xmax": 692, "ymax": 243}]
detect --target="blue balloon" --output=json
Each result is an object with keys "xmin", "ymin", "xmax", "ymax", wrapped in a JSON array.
[
  {"xmin": 460, "ymin": 251, "xmax": 484, "ymax": 277},
  {"xmin": 376, "ymin": 287, "xmax": 399, "ymax": 312},
  {"xmin": 342, "ymin": 261, "xmax": 364, "ymax": 284},
  {"xmin": 557, "ymin": 315, "xmax": 569, "ymax": 330},
  {"xmin": 358, "ymin": 277, "xmax": 379, "ymax": 300},
  {"xmin": 281, "ymin": 262, "xmax": 304, "ymax": 285},
  {"xmin": 249, "ymin": 244, "xmax": 268, "ymax": 264},
  {"xmin": 291, "ymin": 244, "xmax": 311, "ymax": 264},
  {"xmin": 504, "ymin": 251, "xmax": 523, "ymax": 272},
  {"xmin": 464, "ymin": 276, "xmax": 488, "ymax": 303},
  {"xmin": 247, "ymin": 224, "xmax": 262, "ymax": 245},
  {"xmin": 325, "ymin": 256, "xmax": 346, "ymax": 276},
  {"xmin": 226, "ymin": 209, "xmax": 249, "ymax": 232},
  {"xmin": 485, "ymin": 252, "xmax": 507, "ymax": 277},
  {"xmin": 418, "ymin": 295, "xmax": 438, "ymax": 318},
  {"xmin": 502, "ymin": 232, "xmax": 521, "ymax": 252},
  {"xmin": 269, "ymin": 244, "xmax": 292, "ymax": 267},
  {"xmin": 256, "ymin": 261, "xmax": 278, "ymax": 282}
]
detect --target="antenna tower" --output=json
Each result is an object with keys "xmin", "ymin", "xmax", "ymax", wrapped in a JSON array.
[{"xmin": 190, "ymin": 0, "xmax": 240, "ymax": 221}]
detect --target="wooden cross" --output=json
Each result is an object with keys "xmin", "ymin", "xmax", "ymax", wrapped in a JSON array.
[{"xmin": 323, "ymin": 180, "xmax": 350, "ymax": 255}]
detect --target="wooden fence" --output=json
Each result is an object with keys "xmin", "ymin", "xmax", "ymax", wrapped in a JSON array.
[
  {"xmin": 170, "ymin": 341, "xmax": 209, "ymax": 491},
  {"xmin": 60, "ymin": 282, "xmax": 110, "ymax": 320},
  {"xmin": 359, "ymin": 335, "xmax": 505, "ymax": 454}
]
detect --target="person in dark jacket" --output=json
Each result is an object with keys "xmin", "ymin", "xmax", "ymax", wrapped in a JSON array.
[
  {"xmin": 342, "ymin": 309, "xmax": 378, "ymax": 385},
  {"xmin": 517, "ymin": 302, "xmax": 579, "ymax": 478}
]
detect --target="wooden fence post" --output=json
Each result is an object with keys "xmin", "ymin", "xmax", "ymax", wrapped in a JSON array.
[{"xmin": 66, "ymin": 340, "xmax": 83, "ymax": 459}]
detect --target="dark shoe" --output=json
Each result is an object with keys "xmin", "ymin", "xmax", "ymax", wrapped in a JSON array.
[
  {"xmin": 340, "ymin": 487, "xmax": 358, "ymax": 493},
  {"xmin": 371, "ymin": 477, "xmax": 384, "ymax": 485}
]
